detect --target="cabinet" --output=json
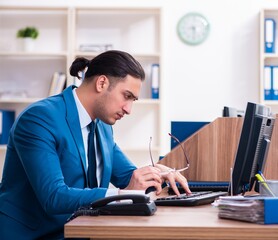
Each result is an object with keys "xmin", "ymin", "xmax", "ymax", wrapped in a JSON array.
[
  {"xmin": 260, "ymin": 9, "xmax": 278, "ymax": 113},
  {"xmin": 0, "ymin": 6, "xmax": 162, "ymax": 174}
]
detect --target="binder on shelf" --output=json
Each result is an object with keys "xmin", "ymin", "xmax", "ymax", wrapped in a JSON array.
[
  {"xmin": 49, "ymin": 72, "xmax": 67, "ymax": 97},
  {"xmin": 272, "ymin": 66, "xmax": 278, "ymax": 100},
  {"xmin": 151, "ymin": 64, "xmax": 160, "ymax": 99},
  {"xmin": 0, "ymin": 109, "xmax": 15, "ymax": 145},
  {"xmin": 265, "ymin": 18, "xmax": 276, "ymax": 53},
  {"xmin": 264, "ymin": 65, "xmax": 272, "ymax": 100},
  {"xmin": 216, "ymin": 196, "xmax": 278, "ymax": 224}
]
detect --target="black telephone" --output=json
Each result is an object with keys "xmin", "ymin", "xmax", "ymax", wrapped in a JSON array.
[{"xmin": 67, "ymin": 194, "xmax": 157, "ymax": 222}]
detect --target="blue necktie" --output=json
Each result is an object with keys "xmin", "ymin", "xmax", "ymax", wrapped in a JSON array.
[{"xmin": 87, "ymin": 122, "xmax": 98, "ymax": 188}]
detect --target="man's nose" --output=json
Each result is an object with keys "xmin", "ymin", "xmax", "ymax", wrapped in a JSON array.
[{"xmin": 123, "ymin": 101, "xmax": 133, "ymax": 115}]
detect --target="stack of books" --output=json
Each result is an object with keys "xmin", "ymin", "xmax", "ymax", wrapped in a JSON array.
[
  {"xmin": 215, "ymin": 196, "xmax": 278, "ymax": 224},
  {"xmin": 49, "ymin": 72, "xmax": 66, "ymax": 96}
]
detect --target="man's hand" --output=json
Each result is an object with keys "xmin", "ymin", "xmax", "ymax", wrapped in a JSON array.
[
  {"xmin": 124, "ymin": 164, "xmax": 191, "ymax": 196},
  {"xmin": 124, "ymin": 166, "xmax": 163, "ymax": 194},
  {"xmin": 155, "ymin": 163, "xmax": 191, "ymax": 196}
]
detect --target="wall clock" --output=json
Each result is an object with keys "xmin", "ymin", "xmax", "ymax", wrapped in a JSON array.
[{"xmin": 177, "ymin": 12, "xmax": 210, "ymax": 45}]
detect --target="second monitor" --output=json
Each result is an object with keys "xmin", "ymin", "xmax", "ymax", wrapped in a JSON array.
[{"xmin": 229, "ymin": 102, "xmax": 275, "ymax": 195}]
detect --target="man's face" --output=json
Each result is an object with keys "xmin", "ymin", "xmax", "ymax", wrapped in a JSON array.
[{"xmin": 94, "ymin": 75, "xmax": 142, "ymax": 125}]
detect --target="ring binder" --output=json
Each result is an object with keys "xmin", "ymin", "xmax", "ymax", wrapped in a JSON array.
[
  {"xmin": 0, "ymin": 109, "xmax": 15, "ymax": 144},
  {"xmin": 264, "ymin": 65, "xmax": 272, "ymax": 100},
  {"xmin": 265, "ymin": 18, "xmax": 276, "ymax": 53},
  {"xmin": 151, "ymin": 64, "xmax": 159, "ymax": 99}
]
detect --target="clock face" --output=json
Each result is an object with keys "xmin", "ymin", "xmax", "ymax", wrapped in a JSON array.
[{"xmin": 177, "ymin": 12, "xmax": 210, "ymax": 45}]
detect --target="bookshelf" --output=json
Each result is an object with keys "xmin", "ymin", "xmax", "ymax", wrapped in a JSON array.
[
  {"xmin": 0, "ymin": 6, "xmax": 69, "ymax": 110},
  {"xmin": 260, "ymin": 9, "xmax": 278, "ymax": 112},
  {"xmin": 0, "ymin": 5, "xmax": 162, "ymax": 176}
]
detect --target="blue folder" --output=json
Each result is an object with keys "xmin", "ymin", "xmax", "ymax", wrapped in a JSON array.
[
  {"xmin": 151, "ymin": 64, "xmax": 159, "ymax": 99},
  {"xmin": 264, "ymin": 65, "xmax": 273, "ymax": 100},
  {"xmin": 272, "ymin": 66, "xmax": 278, "ymax": 100},
  {"xmin": 265, "ymin": 18, "xmax": 276, "ymax": 53},
  {"xmin": 264, "ymin": 198, "xmax": 278, "ymax": 224},
  {"xmin": 0, "ymin": 109, "xmax": 15, "ymax": 144}
]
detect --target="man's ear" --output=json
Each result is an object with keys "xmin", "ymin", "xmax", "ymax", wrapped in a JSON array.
[{"xmin": 95, "ymin": 75, "xmax": 109, "ymax": 92}]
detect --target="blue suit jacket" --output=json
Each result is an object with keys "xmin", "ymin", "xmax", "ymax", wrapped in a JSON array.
[{"xmin": 0, "ymin": 86, "xmax": 136, "ymax": 239}]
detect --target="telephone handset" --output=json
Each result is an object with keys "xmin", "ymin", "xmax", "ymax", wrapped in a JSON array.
[
  {"xmin": 91, "ymin": 194, "xmax": 150, "ymax": 207},
  {"xmin": 67, "ymin": 194, "xmax": 157, "ymax": 222}
]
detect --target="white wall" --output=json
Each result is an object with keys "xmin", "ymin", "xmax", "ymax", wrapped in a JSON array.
[
  {"xmin": 2, "ymin": 0, "xmax": 278, "ymax": 155},
  {"xmin": 160, "ymin": 0, "xmax": 278, "ymax": 154},
  {"xmin": 163, "ymin": 0, "xmax": 259, "ymax": 120}
]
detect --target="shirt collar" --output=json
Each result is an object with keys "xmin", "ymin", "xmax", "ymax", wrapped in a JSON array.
[{"xmin": 72, "ymin": 88, "xmax": 91, "ymax": 129}]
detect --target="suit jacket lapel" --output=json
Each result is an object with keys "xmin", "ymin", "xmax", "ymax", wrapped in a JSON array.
[{"xmin": 63, "ymin": 86, "xmax": 87, "ymax": 182}]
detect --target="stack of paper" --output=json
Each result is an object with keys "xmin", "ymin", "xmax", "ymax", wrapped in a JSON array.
[{"xmin": 214, "ymin": 196, "xmax": 278, "ymax": 224}]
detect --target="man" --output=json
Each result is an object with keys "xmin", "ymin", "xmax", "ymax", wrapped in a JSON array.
[{"xmin": 0, "ymin": 50, "xmax": 190, "ymax": 239}]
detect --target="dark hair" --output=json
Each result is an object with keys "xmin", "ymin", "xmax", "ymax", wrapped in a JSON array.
[{"xmin": 69, "ymin": 50, "xmax": 145, "ymax": 86}]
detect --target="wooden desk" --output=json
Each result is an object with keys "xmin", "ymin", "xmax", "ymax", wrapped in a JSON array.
[{"xmin": 64, "ymin": 204, "xmax": 278, "ymax": 240}]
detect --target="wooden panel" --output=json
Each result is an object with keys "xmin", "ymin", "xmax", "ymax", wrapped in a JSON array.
[
  {"xmin": 264, "ymin": 116, "xmax": 278, "ymax": 179},
  {"xmin": 160, "ymin": 117, "xmax": 278, "ymax": 181}
]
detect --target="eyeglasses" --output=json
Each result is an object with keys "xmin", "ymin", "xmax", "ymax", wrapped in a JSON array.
[{"xmin": 149, "ymin": 133, "xmax": 190, "ymax": 175}]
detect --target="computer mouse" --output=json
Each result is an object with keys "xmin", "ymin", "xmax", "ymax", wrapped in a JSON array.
[{"xmin": 145, "ymin": 186, "xmax": 156, "ymax": 194}]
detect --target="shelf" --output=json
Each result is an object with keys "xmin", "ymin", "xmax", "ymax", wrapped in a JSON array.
[
  {"xmin": 0, "ymin": 6, "xmax": 68, "ymax": 12},
  {"xmin": 263, "ymin": 53, "xmax": 278, "ymax": 58},
  {"xmin": 74, "ymin": 51, "xmax": 160, "ymax": 59},
  {"xmin": 0, "ymin": 52, "xmax": 68, "ymax": 58},
  {"xmin": 0, "ymin": 97, "xmax": 42, "ymax": 104}
]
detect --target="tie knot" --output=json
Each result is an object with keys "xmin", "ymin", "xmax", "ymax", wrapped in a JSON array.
[{"xmin": 88, "ymin": 121, "xmax": 95, "ymax": 132}]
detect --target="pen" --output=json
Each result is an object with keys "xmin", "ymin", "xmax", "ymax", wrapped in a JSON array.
[
  {"xmin": 259, "ymin": 173, "xmax": 276, "ymax": 197},
  {"xmin": 258, "ymin": 171, "xmax": 267, "ymax": 181},
  {"xmin": 255, "ymin": 173, "xmax": 276, "ymax": 197}
]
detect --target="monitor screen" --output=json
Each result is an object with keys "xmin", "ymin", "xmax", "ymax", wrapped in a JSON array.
[
  {"xmin": 229, "ymin": 102, "xmax": 275, "ymax": 195},
  {"xmin": 223, "ymin": 106, "xmax": 245, "ymax": 117}
]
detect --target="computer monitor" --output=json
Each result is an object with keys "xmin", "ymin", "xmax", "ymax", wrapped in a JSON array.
[
  {"xmin": 223, "ymin": 106, "xmax": 245, "ymax": 117},
  {"xmin": 229, "ymin": 102, "xmax": 275, "ymax": 195}
]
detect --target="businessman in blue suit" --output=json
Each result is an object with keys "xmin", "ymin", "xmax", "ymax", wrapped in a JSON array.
[{"xmin": 0, "ymin": 50, "xmax": 190, "ymax": 239}]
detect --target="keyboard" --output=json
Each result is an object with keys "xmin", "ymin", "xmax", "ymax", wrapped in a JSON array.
[
  {"xmin": 168, "ymin": 181, "xmax": 229, "ymax": 194},
  {"xmin": 155, "ymin": 191, "xmax": 227, "ymax": 206}
]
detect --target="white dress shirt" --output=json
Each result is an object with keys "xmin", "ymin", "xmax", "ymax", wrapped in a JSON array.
[{"xmin": 72, "ymin": 88, "xmax": 118, "ymax": 196}]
